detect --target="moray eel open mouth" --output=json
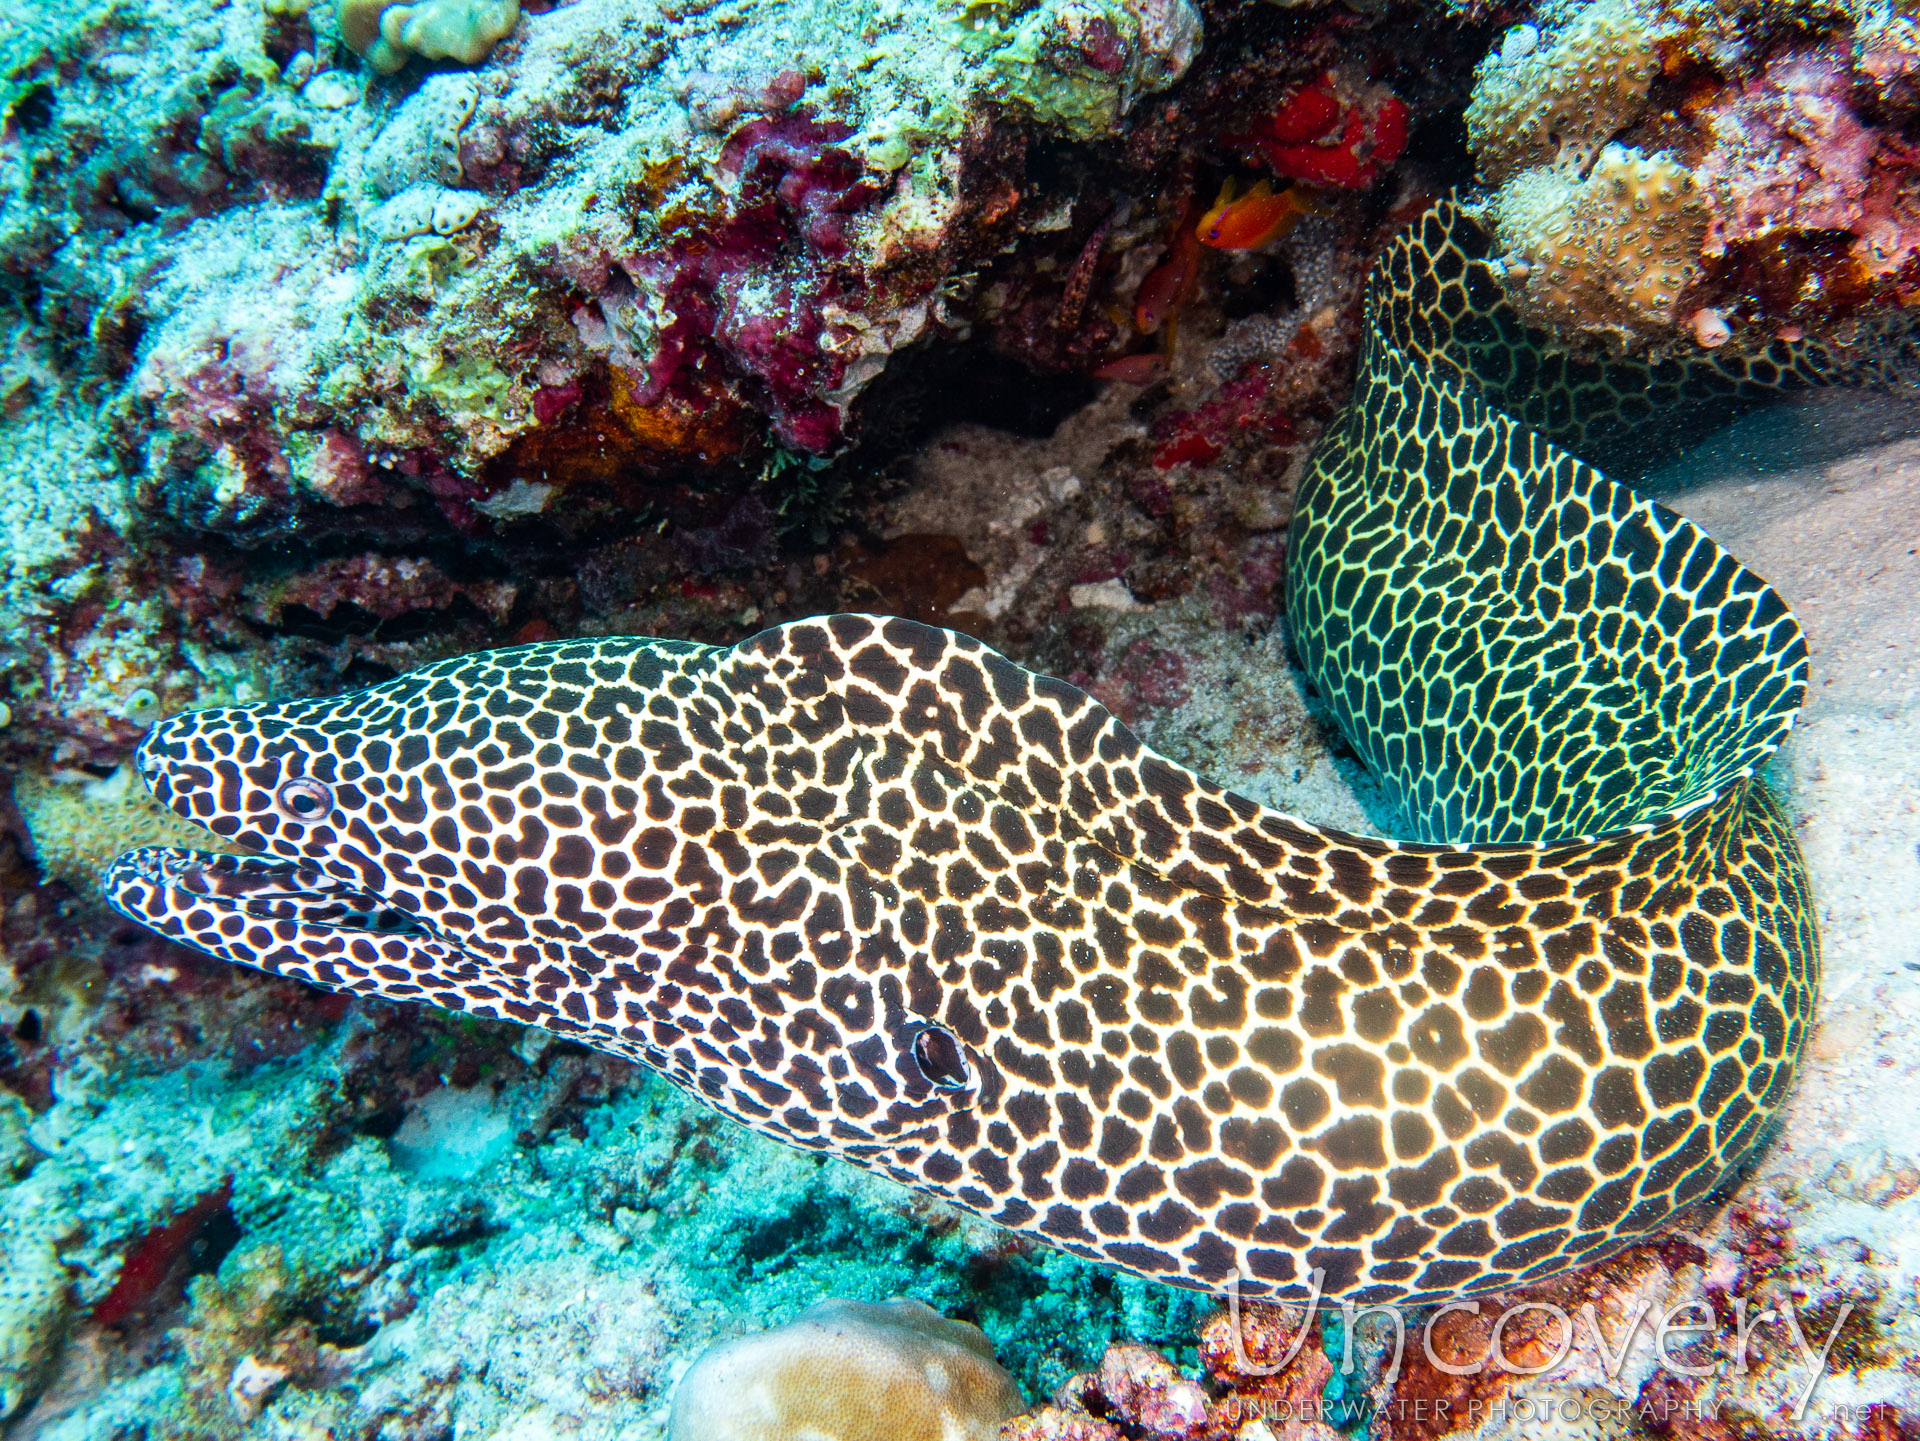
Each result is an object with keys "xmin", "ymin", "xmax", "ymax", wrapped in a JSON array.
[
  {"xmin": 109, "ymin": 848, "xmax": 424, "ymax": 937},
  {"xmin": 105, "ymin": 201, "xmax": 1835, "ymax": 1304}
]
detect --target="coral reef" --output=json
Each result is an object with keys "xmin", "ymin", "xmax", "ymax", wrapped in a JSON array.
[
  {"xmin": 0, "ymin": 0, "xmax": 1915, "ymax": 1429},
  {"xmin": 0, "ymin": 989, "xmax": 1215, "ymax": 1432},
  {"xmin": 1466, "ymin": 0, "xmax": 1920, "ymax": 350},
  {"xmin": 14, "ymin": 764, "xmax": 240, "ymax": 896},
  {"xmin": 10, "ymin": 0, "xmax": 1204, "ymax": 539},
  {"xmin": 668, "ymin": 1298, "xmax": 1024, "ymax": 1440},
  {"xmin": 1466, "ymin": 0, "xmax": 1661, "ymax": 186},
  {"xmin": 0, "ymin": 0, "xmax": 1231, "ymax": 817},
  {"xmin": 0, "ymin": 0, "xmax": 1440, "ymax": 806},
  {"xmin": 1487, "ymin": 144, "xmax": 1707, "ymax": 338},
  {"xmin": 1005, "ymin": 1304, "xmax": 1342, "ymax": 1439}
]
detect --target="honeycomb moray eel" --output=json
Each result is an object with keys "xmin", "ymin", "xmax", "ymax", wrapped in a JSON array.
[{"xmin": 108, "ymin": 202, "xmax": 1833, "ymax": 1304}]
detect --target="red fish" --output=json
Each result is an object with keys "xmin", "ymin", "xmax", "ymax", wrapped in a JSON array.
[
  {"xmin": 1091, "ymin": 353, "xmax": 1168, "ymax": 384},
  {"xmin": 1134, "ymin": 207, "xmax": 1203, "ymax": 334}
]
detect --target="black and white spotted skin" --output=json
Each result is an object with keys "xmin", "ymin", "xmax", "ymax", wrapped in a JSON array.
[
  {"xmin": 106, "ymin": 203, "xmax": 1833, "ymax": 1302},
  {"xmin": 107, "ymin": 612, "xmax": 1813, "ymax": 1303}
]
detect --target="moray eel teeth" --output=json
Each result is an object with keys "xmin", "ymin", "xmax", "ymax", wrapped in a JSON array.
[{"xmin": 105, "ymin": 201, "xmax": 1825, "ymax": 1303}]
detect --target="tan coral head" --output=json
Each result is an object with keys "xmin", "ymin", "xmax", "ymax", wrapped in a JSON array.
[
  {"xmin": 338, "ymin": 0, "xmax": 519, "ymax": 73},
  {"xmin": 667, "ymin": 1299, "xmax": 1026, "ymax": 1441}
]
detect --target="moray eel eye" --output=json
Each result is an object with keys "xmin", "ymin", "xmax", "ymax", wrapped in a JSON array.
[
  {"xmin": 909, "ymin": 1025, "xmax": 972, "ymax": 1091},
  {"xmin": 274, "ymin": 777, "xmax": 334, "ymax": 823}
]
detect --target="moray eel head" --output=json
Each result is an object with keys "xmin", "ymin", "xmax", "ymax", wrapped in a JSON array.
[
  {"xmin": 107, "ymin": 640, "xmax": 987, "ymax": 1141},
  {"xmin": 115, "ymin": 693, "xmax": 429, "ymax": 942}
]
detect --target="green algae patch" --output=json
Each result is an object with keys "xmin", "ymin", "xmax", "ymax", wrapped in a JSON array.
[
  {"xmin": 398, "ymin": 233, "xmax": 474, "ymax": 292},
  {"xmin": 409, "ymin": 349, "xmax": 519, "ymax": 427}
]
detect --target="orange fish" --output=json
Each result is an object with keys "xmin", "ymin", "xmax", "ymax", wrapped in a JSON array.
[{"xmin": 1196, "ymin": 179, "xmax": 1308, "ymax": 251}]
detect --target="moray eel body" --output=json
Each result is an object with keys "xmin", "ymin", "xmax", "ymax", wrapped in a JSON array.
[{"xmin": 106, "ymin": 204, "xmax": 1820, "ymax": 1303}]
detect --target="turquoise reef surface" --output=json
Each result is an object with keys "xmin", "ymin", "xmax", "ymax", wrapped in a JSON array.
[{"xmin": 0, "ymin": 1004, "xmax": 1207, "ymax": 1433}]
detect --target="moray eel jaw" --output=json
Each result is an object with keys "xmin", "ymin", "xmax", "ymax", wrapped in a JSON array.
[
  {"xmin": 107, "ymin": 825, "xmax": 982, "ymax": 1143},
  {"xmin": 106, "ymin": 700, "xmax": 444, "ymax": 969},
  {"xmin": 107, "ymin": 847, "xmax": 423, "ymax": 942},
  {"xmin": 106, "ymin": 693, "xmax": 466, "ymax": 976}
]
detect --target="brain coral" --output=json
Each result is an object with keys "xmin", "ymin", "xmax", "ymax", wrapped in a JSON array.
[
  {"xmin": 1486, "ymin": 144, "xmax": 1707, "ymax": 338},
  {"xmin": 667, "ymin": 1298, "xmax": 1024, "ymax": 1441},
  {"xmin": 1465, "ymin": 0, "xmax": 1666, "ymax": 185}
]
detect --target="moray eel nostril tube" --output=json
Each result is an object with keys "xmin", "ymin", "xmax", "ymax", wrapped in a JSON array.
[{"xmin": 106, "ymin": 201, "xmax": 1831, "ymax": 1303}]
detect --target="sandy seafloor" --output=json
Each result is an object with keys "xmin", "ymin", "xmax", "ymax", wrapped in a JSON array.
[
  {"xmin": 1650, "ymin": 394, "xmax": 1920, "ymax": 1400},
  {"xmin": 3, "ymin": 390, "xmax": 1919, "ymax": 1439}
]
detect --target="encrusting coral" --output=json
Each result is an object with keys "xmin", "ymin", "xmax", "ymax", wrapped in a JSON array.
[
  {"xmin": 14, "ymin": 764, "xmax": 241, "ymax": 896},
  {"xmin": 1695, "ymin": 42, "xmax": 1879, "ymax": 250},
  {"xmin": 667, "ymin": 1298, "xmax": 1025, "ymax": 1441},
  {"xmin": 1465, "ymin": 0, "xmax": 1663, "ymax": 186},
  {"xmin": 0, "ymin": 1220, "xmax": 70, "ymax": 1421},
  {"xmin": 1466, "ymin": 0, "xmax": 1920, "ymax": 350},
  {"xmin": 1488, "ymin": 143, "xmax": 1707, "ymax": 338},
  {"xmin": 338, "ymin": 0, "xmax": 521, "ymax": 73},
  {"xmin": 1004, "ymin": 1304, "xmax": 1341, "ymax": 1440}
]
